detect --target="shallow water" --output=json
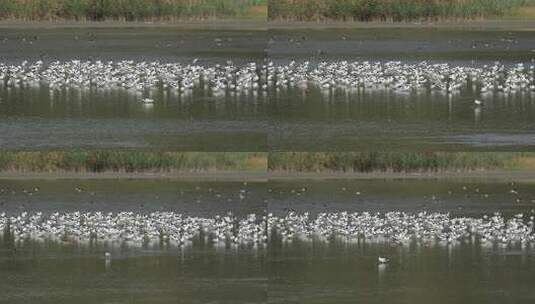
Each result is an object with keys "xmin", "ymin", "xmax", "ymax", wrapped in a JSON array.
[
  {"xmin": 0, "ymin": 28, "xmax": 267, "ymax": 151},
  {"xmin": 0, "ymin": 28, "xmax": 266, "ymax": 64},
  {"xmin": 268, "ymin": 28, "xmax": 535, "ymax": 64},
  {"xmin": 268, "ymin": 178, "xmax": 535, "ymax": 217},
  {"xmin": 268, "ymin": 178, "xmax": 535, "ymax": 304},
  {"xmin": 0, "ymin": 84, "xmax": 268, "ymax": 150},
  {"xmin": 0, "ymin": 179, "xmax": 268, "ymax": 303},
  {"xmin": 269, "ymin": 85, "xmax": 535, "ymax": 151},
  {"xmin": 268, "ymin": 239, "xmax": 535, "ymax": 304},
  {"xmin": 0, "ymin": 239, "xmax": 266, "ymax": 304},
  {"xmin": 0, "ymin": 179, "xmax": 267, "ymax": 216},
  {"xmin": 1, "ymin": 28, "xmax": 535, "ymax": 150},
  {"xmin": 267, "ymin": 28, "xmax": 535, "ymax": 151},
  {"xmin": 1, "ymin": 178, "xmax": 535, "ymax": 303}
]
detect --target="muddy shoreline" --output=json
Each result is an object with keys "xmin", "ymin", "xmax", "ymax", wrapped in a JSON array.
[
  {"xmin": 268, "ymin": 20, "xmax": 535, "ymax": 30},
  {"xmin": 0, "ymin": 19, "xmax": 534, "ymax": 30},
  {"xmin": 0, "ymin": 170, "xmax": 534, "ymax": 182},
  {"xmin": 269, "ymin": 170, "xmax": 535, "ymax": 182},
  {"xmin": 0, "ymin": 20, "xmax": 268, "ymax": 30}
]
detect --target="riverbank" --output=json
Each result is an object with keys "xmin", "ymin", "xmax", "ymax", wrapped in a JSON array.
[
  {"xmin": 1, "ymin": 19, "xmax": 535, "ymax": 30},
  {"xmin": 0, "ymin": 19, "xmax": 268, "ymax": 30},
  {"xmin": 1, "ymin": 170, "xmax": 534, "ymax": 182},
  {"xmin": 0, "ymin": 171, "xmax": 268, "ymax": 181},
  {"xmin": 0, "ymin": 151, "xmax": 267, "ymax": 173},
  {"xmin": 268, "ymin": 0, "xmax": 535, "ymax": 22},
  {"xmin": 269, "ymin": 170, "xmax": 535, "ymax": 182},
  {"xmin": 0, "ymin": 0, "xmax": 267, "ymax": 21},
  {"xmin": 1, "ymin": 152, "xmax": 533, "ymax": 176},
  {"xmin": 268, "ymin": 152, "xmax": 535, "ymax": 173},
  {"xmin": 268, "ymin": 19, "xmax": 535, "ymax": 30}
]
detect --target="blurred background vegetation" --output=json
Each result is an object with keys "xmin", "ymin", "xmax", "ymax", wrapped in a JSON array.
[
  {"xmin": 0, "ymin": 0, "xmax": 267, "ymax": 21},
  {"xmin": 268, "ymin": 152, "xmax": 535, "ymax": 173},
  {"xmin": 268, "ymin": 0, "xmax": 535, "ymax": 21},
  {"xmin": 2, "ymin": 0, "xmax": 534, "ymax": 21},
  {"xmin": 1, "ymin": 151, "xmax": 534, "ymax": 174},
  {"xmin": 0, "ymin": 151, "xmax": 267, "ymax": 173}
]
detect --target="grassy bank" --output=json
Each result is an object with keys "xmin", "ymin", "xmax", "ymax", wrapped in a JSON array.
[
  {"xmin": 0, "ymin": 151, "xmax": 267, "ymax": 173},
  {"xmin": 0, "ymin": 0, "xmax": 267, "ymax": 21},
  {"xmin": 269, "ymin": 0, "xmax": 535, "ymax": 22},
  {"xmin": 268, "ymin": 152, "xmax": 535, "ymax": 173},
  {"xmin": 1, "ymin": 0, "xmax": 532, "ymax": 22},
  {"xmin": 1, "ymin": 152, "xmax": 534, "ymax": 174}
]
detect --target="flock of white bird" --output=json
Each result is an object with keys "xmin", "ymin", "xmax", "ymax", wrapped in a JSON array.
[
  {"xmin": 0, "ymin": 60, "xmax": 261, "ymax": 101},
  {"xmin": 267, "ymin": 211, "xmax": 535, "ymax": 248},
  {"xmin": 0, "ymin": 211, "xmax": 266, "ymax": 247},
  {"xmin": 2, "ymin": 211, "xmax": 535, "ymax": 249},
  {"xmin": 1, "ymin": 60, "xmax": 534, "ymax": 101},
  {"xmin": 271, "ymin": 60, "xmax": 535, "ymax": 95}
]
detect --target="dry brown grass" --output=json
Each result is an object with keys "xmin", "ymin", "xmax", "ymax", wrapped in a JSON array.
[
  {"xmin": 510, "ymin": 156, "xmax": 535, "ymax": 170},
  {"xmin": 509, "ymin": 6, "xmax": 535, "ymax": 19}
]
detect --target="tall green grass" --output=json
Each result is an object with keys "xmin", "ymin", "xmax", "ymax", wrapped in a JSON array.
[
  {"xmin": 0, "ymin": 0, "xmax": 267, "ymax": 21},
  {"xmin": 269, "ymin": 0, "xmax": 535, "ymax": 21},
  {"xmin": 0, "ymin": 151, "xmax": 267, "ymax": 173},
  {"xmin": 268, "ymin": 152, "xmax": 535, "ymax": 173}
]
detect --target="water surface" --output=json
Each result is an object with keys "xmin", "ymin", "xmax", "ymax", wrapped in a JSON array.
[
  {"xmin": 267, "ymin": 28, "xmax": 535, "ymax": 151},
  {"xmin": 1, "ymin": 178, "xmax": 535, "ymax": 303},
  {"xmin": 2, "ymin": 28, "xmax": 535, "ymax": 150},
  {"xmin": 0, "ymin": 28, "xmax": 267, "ymax": 151},
  {"xmin": 269, "ymin": 238, "xmax": 535, "ymax": 304}
]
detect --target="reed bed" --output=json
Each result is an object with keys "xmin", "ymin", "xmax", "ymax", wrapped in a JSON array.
[
  {"xmin": 0, "ymin": 0, "xmax": 267, "ymax": 21},
  {"xmin": 268, "ymin": 0, "xmax": 535, "ymax": 21},
  {"xmin": 0, "ymin": 152, "xmax": 532, "ymax": 174},
  {"xmin": 0, "ymin": 151, "xmax": 267, "ymax": 173},
  {"xmin": 268, "ymin": 152, "xmax": 535, "ymax": 173}
]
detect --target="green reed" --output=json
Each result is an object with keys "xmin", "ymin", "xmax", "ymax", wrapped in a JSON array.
[
  {"xmin": 268, "ymin": 152, "xmax": 535, "ymax": 173},
  {"xmin": 268, "ymin": 0, "xmax": 535, "ymax": 21},
  {"xmin": 0, "ymin": 0, "xmax": 267, "ymax": 21},
  {"xmin": 0, "ymin": 151, "xmax": 267, "ymax": 173},
  {"xmin": 1, "ymin": 151, "xmax": 532, "ymax": 174}
]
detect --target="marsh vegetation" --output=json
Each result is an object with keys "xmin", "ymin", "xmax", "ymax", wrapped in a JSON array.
[
  {"xmin": 1, "ymin": 152, "xmax": 533, "ymax": 174},
  {"xmin": 268, "ymin": 0, "xmax": 535, "ymax": 21},
  {"xmin": 268, "ymin": 152, "xmax": 535, "ymax": 173},
  {"xmin": 0, "ymin": 151, "xmax": 267, "ymax": 173},
  {"xmin": 0, "ymin": 0, "xmax": 267, "ymax": 21}
]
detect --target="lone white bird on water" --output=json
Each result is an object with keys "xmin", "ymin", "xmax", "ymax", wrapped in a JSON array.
[
  {"xmin": 474, "ymin": 99, "xmax": 483, "ymax": 106},
  {"xmin": 141, "ymin": 98, "xmax": 154, "ymax": 104},
  {"xmin": 378, "ymin": 256, "xmax": 389, "ymax": 264}
]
